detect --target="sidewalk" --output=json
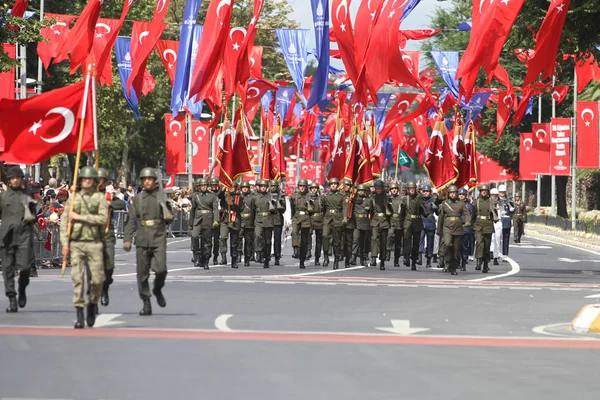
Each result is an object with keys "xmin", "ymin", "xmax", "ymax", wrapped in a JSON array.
[{"xmin": 526, "ymin": 223, "xmax": 600, "ymax": 252}]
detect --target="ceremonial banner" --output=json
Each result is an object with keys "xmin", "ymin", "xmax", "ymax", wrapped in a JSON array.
[
  {"xmin": 115, "ymin": 37, "xmax": 141, "ymax": 120},
  {"xmin": 165, "ymin": 113, "xmax": 186, "ymax": 175},
  {"xmin": 576, "ymin": 101, "xmax": 600, "ymax": 169},
  {"xmin": 430, "ymin": 51, "xmax": 460, "ymax": 98},
  {"xmin": 190, "ymin": 120, "xmax": 210, "ymax": 174},
  {"xmin": 0, "ymin": 44, "xmax": 15, "ymax": 100},
  {"xmin": 276, "ymin": 29, "xmax": 309, "ymax": 104},
  {"xmin": 530, "ymin": 122, "xmax": 551, "ymax": 175},
  {"xmin": 373, "ymin": 93, "xmax": 392, "ymax": 132},
  {"xmin": 307, "ymin": 0, "xmax": 330, "ymax": 109},
  {"xmin": 550, "ymin": 117, "xmax": 571, "ymax": 176},
  {"xmin": 519, "ymin": 132, "xmax": 537, "ymax": 181}
]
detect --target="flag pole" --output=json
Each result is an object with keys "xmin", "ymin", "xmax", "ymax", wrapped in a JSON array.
[
  {"xmin": 394, "ymin": 145, "xmax": 400, "ymax": 181},
  {"xmin": 92, "ymin": 70, "xmax": 99, "ymax": 172},
  {"xmin": 62, "ymin": 64, "xmax": 94, "ymax": 276}
]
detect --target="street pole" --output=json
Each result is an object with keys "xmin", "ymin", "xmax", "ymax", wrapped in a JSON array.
[
  {"xmin": 296, "ymin": 141, "xmax": 301, "ymax": 186},
  {"xmin": 536, "ymin": 95, "xmax": 542, "ymax": 216},
  {"xmin": 186, "ymin": 113, "xmax": 193, "ymax": 189},
  {"xmin": 571, "ymin": 67, "xmax": 578, "ymax": 229},
  {"xmin": 551, "ymin": 76, "xmax": 556, "ymax": 217},
  {"xmin": 33, "ymin": 0, "xmax": 45, "ymax": 182}
]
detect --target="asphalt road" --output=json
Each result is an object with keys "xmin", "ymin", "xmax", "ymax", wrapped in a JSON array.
[{"xmin": 1, "ymin": 231, "xmax": 600, "ymax": 399}]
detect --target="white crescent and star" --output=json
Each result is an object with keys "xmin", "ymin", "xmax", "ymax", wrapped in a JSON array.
[
  {"xmin": 523, "ymin": 137, "xmax": 533, "ymax": 150},
  {"xmin": 535, "ymin": 128, "xmax": 547, "ymax": 143},
  {"xmin": 139, "ymin": 31, "xmax": 150, "ymax": 45},
  {"xmin": 247, "ymin": 87, "xmax": 260, "ymax": 98},
  {"xmin": 50, "ymin": 21, "xmax": 67, "ymax": 35},
  {"xmin": 163, "ymin": 49, "xmax": 177, "ymax": 69},
  {"xmin": 40, "ymin": 107, "xmax": 75, "ymax": 144},
  {"xmin": 169, "ymin": 120, "xmax": 182, "ymax": 136},
  {"xmin": 216, "ymin": 0, "xmax": 232, "ymax": 19},
  {"xmin": 430, "ymin": 129, "xmax": 444, "ymax": 145},
  {"xmin": 336, "ymin": 0, "xmax": 349, "ymax": 22},
  {"xmin": 156, "ymin": 0, "xmax": 167, "ymax": 14},
  {"xmin": 397, "ymin": 100, "xmax": 410, "ymax": 113},
  {"xmin": 195, "ymin": 126, "xmax": 207, "ymax": 140},
  {"xmin": 402, "ymin": 54, "xmax": 414, "ymax": 71},
  {"xmin": 581, "ymin": 108, "xmax": 594, "ymax": 127},
  {"xmin": 95, "ymin": 23, "xmax": 111, "ymax": 38}
]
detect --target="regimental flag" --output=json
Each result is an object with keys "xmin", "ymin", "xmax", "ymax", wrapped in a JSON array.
[
  {"xmin": 260, "ymin": 115, "xmax": 284, "ymax": 181},
  {"xmin": 464, "ymin": 121, "xmax": 478, "ymax": 190},
  {"xmin": 355, "ymin": 130, "xmax": 373, "ymax": 185},
  {"xmin": 424, "ymin": 117, "xmax": 458, "ymax": 190},
  {"xmin": 327, "ymin": 101, "xmax": 347, "ymax": 181},
  {"xmin": 396, "ymin": 147, "xmax": 413, "ymax": 168},
  {"xmin": 216, "ymin": 112, "xmax": 252, "ymax": 188},
  {"xmin": 454, "ymin": 120, "xmax": 470, "ymax": 189}
]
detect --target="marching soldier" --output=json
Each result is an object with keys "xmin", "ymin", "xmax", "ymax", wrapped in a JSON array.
[
  {"xmin": 209, "ymin": 177, "xmax": 222, "ymax": 265},
  {"xmin": 61, "ymin": 167, "xmax": 108, "ymax": 328},
  {"xmin": 345, "ymin": 184, "xmax": 370, "ymax": 266},
  {"xmin": 254, "ymin": 180, "xmax": 276, "ymax": 268},
  {"xmin": 290, "ymin": 180, "xmax": 313, "ymax": 268},
  {"xmin": 400, "ymin": 181, "xmax": 428, "ymax": 270},
  {"xmin": 498, "ymin": 185, "xmax": 514, "ymax": 261},
  {"xmin": 490, "ymin": 187, "xmax": 502, "ymax": 265},
  {"xmin": 513, "ymin": 193, "xmax": 527, "ymax": 243},
  {"xmin": 389, "ymin": 182, "xmax": 404, "ymax": 267},
  {"xmin": 342, "ymin": 179, "xmax": 356, "ymax": 267},
  {"xmin": 365, "ymin": 179, "xmax": 391, "ymax": 270},
  {"xmin": 472, "ymin": 184, "xmax": 498, "ymax": 273},
  {"xmin": 189, "ymin": 178, "xmax": 219, "ymax": 270},
  {"xmin": 97, "ymin": 168, "xmax": 126, "ymax": 307},
  {"xmin": 270, "ymin": 180, "xmax": 286, "ymax": 266},
  {"xmin": 239, "ymin": 181, "xmax": 255, "ymax": 266},
  {"xmin": 1, "ymin": 167, "xmax": 36, "ymax": 313},
  {"xmin": 437, "ymin": 185, "xmax": 471, "ymax": 275},
  {"xmin": 308, "ymin": 182, "xmax": 324, "ymax": 266},
  {"xmin": 123, "ymin": 168, "xmax": 172, "ymax": 316},
  {"xmin": 458, "ymin": 188, "xmax": 474, "ymax": 271},
  {"xmin": 219, "ymin": 183, "xmax": 243, "ymax": 268},
  {"xmin": 419, "ymin": 184, "xmax": 438, "ymax": 268},
  {"xmin": 322, "ymin": 178, "xmax": 345, "ymax": 269}
]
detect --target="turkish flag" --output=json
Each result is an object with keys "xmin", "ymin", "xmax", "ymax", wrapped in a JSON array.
[
  {"xmin": 127, "ymin": 1, "xmax": 169, "ymax": 97},
  {"xmin": 319, "ymin": 136, "xmax": 332, "ymax": 164},
  {"xmin": 216, "ymin": 115, "xmax": 252, "ymax": 187},
  {"xmin": 411, "ymin": 114, "xmax": 428, "ymax": 166},
  {"xmin": 399, "ymin": 29, "xmax": 441, "ymax": 48},
  {"xmin": 551, "ymin": 85, "xmax": 569, "ymax": 104},
  {"xmin": 190, "ymin": 120, "xmax": 211, "ymax": 174},
  {"xmin": 54, "ymin": 0, "xmax": 104, "ymax": 74},
  {"xmin": 260, "ymin": 115, "xmax": 284, "ymax": 181},
  {"xmin": 86, "ymin": 18, "xmax": 121, "ymax": 87},
  {"xmin": 38, "ymin": 13, "xmax": 76, "ymax": 73},
  {"xmin": 327, "ymin": 106, "xmax": 348, "ymax": 181},
  {"xmin": 511, "ymin": 88, "xmax": 534, "ymax": 127},
  {"xmin": 523, "ymin": 0, "xmax": 571, "ymax": 87},
  {"xmin": 156, "ymin": 40, "xmax": 179, "ymax": 85},
  {"xmin": 352, "ymin": 130, "xmax": 373, "ymax": 185},
  {"xmin": 164, "ymin": 113, "xmax": 186, "ymax": 175},
  {"xmin": 496, "ymin": 90, "xmax": 515, "ymax": 143},
  {"xmin": 130, "ymin": 22, "xmax": 159, "ymax": 96},
  {"xmin": 224, "ymin": 26, "xmax": 251, "ymax": 99},
  {"xmin": 576, "ymin": 101, "xmax": 600, "ymax": 168},
  {"xmin": 576, "ymin": 54, "xmax": 600, "ymax": 93},
  {"xmin": 379, "ymin": 93, "xmax": 419, "ymax": 140},
  {"xmin": 549, "ymin": 117, "xmax": 571, "ymax": 176},
  {"xmin": 10, "ymin": 0, "xmax": 28, "ymax": 17},
  {"xmin": 464, "ymin": 122, "xmax": 478, "ymax": 189},
  {"xmin": 530, "ymin": 122, "xmax": 551, "ymax": 175},
  {"xmin": 453, "ymin": 124, "xmax": 470, "ymax": 189},
  {"xmin": 354, "ymin": 0, "xmax": 386, "ymax": 78},
  {"xmin": 331, "ymin": 0, "xmax": 360, "ymax": 87},
  {"xmin": 0, "ymin": 44, "xmax": 16, "ymax": 100},
  {"xmin": 250, "ymin": 46, "xmax": 263, "ymax": 79},
  {"xmin": 0, "ymin": 81, "xmax": 95, "ymax": 164},
  {"xmin": 424, "ymin": 119, "xmax": 458, "ymax": 190},
  {"xmin": 477, "ymin": 153, "xmax": 513, "ymax": 184},
  {"xmin": 232, "ymin": 0, "xmax": 265, "ymax": 99},
  {"xmin": 519, "ymin": 132, "xmax": 537, "ymax": 181}
]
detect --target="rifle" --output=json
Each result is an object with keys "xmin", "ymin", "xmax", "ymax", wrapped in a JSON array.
[
  {"xmin": 155, "ymin": 169, "xmax": 173, "ymax": 223},
  {"xmin": 347, "ymin": 191, "xmax": 355, "ymax": 219}
]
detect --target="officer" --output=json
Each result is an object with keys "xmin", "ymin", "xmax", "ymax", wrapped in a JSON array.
[
  {"xmin": 490, "ymin": 187, "xmax": 502, "ymax": 265},
  {"xmin": 270, "ymin": 180, "xmax": 286, "ymax": 266},
  {"xmin": 365, "ymin": 179, "xmax": 391, "ymax": 270},
  {"xmin": 97, "ymin": 168, "xmax": 126, "ymax": 307},
  {"xmin": 209, "ymin": 177, "xmax": 222, "ymax": 265},
  {"xmin": 123, "ymin": 168, "xmax": 172, "ymax": 316},
  {"xmin": 400, "ymin": 181, "xmax": 428, "ymax": 270},
  {"xmin": 437, "ymin": 185, "xmax": 471, "ymax": 275},
  {"xmin": 342, "ymin": 179, "xmax": 356, "ymax": 266},
  {"xmin": 308, "ymin": 182, "xmax": 324, "ymax": 266},
  {"xmin": 322, "ymin": 178, "xmax": 345, "ymax": 269},
  {"xmin": 458, "ymin": 188, "xmax": 474, "ymax": 271},
  {"xmin": 60, "ymin": 166, "xmax": 107, "ymax": 328},
  {"xmin": 218, "ymin": 183, "xmax": 243, "ymax": 268},
  {"xmin": 472, "ymin": 184, "xmax": 498, "ymax": 273},
  {"xmin": 290, "ymin": 179, "xmax": 312, "ymax": 268},
  {"xmin": 190, "ymin": 178, "xmax": 203, "ymax": 265},
  {"xmin": 498, "ymin": 184, "xmax": 514, "ymax": 262},
  {"xmin": 1, "ymin": 166, "xmax": 36, "ymax": 313},
  {"xmin": 389, "ymin": 182, "xmax": 404, "ymax": 267},
  {"xmin": 513, "ymin": 193, "xmax": 527, "ymax": 243},
  {"xmin": 345, "ymin": 184, "xmax": 370, "ymax": 266},
  {"xmin": 253, "ymin": 180, "xmax": 276, "ymax": 268},
  {"xmin": 239, "ymin": 181, "xmax": 255, "ymax": 266},
  {"xmin": 419, "ymin": 184, "xmax": 438, "ymax": 268},
  {"xmin": 189, "ymin": 178, "xmax": 219, "ymax": 270}
]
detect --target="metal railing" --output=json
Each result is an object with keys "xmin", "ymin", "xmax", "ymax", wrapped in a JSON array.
[
  {"xmin": 113, "ymin": 210, "xmax": 191, "ymax": 238},
  {"xmin": 528, "ymin": 215, "xmax": 600, "ymax": 236}
]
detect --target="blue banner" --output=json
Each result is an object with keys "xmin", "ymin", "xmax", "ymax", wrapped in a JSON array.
[
  {"xmin": 374, "ymin": 93, "xmax": 392, "ymax": 132},
  {"xmin": 261, "ymin": 90, "xmax": 273, "ymax": 113},
  {"xmin": 464, "ymin": 91, "xmax": 492, "ymax": 127},
  {"xmin": 401, "ymin": 0, "xmax": 422, "ymax": 21},
  {"xmin": 457, "ymin": 21, "xmax": 472, "ymax": 31},
  {"xmin": 431, "ymin": 51, "xmax": 460, "ymax": 99},
  {"xmin": 313, "ymin": 115, "xmax": 325, "ymax": 146},
  {"xmin": 115, "ymin": 37, "xmax": 141, "ymax": 120},
  {"xmin": 184, "ymin": 25, "xmax": 204, "ymax": 120},
  {"xmin": 382, "ymin": 137, "xmax": 393, "ymax": 167},
  {"xmin": 276, "ymin": 29, "xmax": 309, "ymax": 105},
  {"xmin": 307, "ymin": 0, "xmax": 330, "ymax": 110},
  {"xmin": 526, "ymin": 96, "xmax": 534, "ymax": 115},
  {"xmin": 170, "ymin": 0, "xmax": 204, "ymax": 117},
  {"xmin": 275, "ymin": 87, "xmax": 296, "ymax": 122}
]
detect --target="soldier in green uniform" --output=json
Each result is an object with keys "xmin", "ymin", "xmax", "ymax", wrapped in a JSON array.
[
  {"xmin": 400, "ymin": 181, "xmax": 428, "ymax": 270},
  {"xmin": 97, "ymin": 168, "xmax": 127, "ymax": 307},
  {"xmin": 322, "ymin": 178, "xmax": 345, "ymax": 269},
  {"xmin": 308, "ymin": 182, "xmax": 324, "ymax": 265},
  {"xmin": 437, "ymin": 185, "xmax": 471, "ymax": 275},
  {"xmin": 189, "ymin": 178, "xmax": 219, "ymax": 270},
  {"xmin": 253, "ymin": 180, "xmax": 276, "ymax": 268},
  {"xmin": 365, "ymin": 180, "xmax": 391, "ymax": 270},
  {"xmin": 123, "ymin": 168, "xmax": 172, "ymax": 316},
  {"xmin": 342, "ymin": 179, "xmax": 356, "ymax": 267},
  {"xmin": 209, "ymin": 177, "xmax": 222, "ymax": 265},
  {"xmin": 513, "ymin": 193, "xmax": 527, "ymax": 243},
  {"xmin": 270, "ymin": 180, "xmax": 286, "ymax": 266},
  {"xmin": 389, "ymin": 182, "xmax": 404, "ymax": 267},
  {"xmin": 1, "ymin": 167, "xmax": 36, "ymax": 313},
  {"xmin": 290, "ymin": 179, "xmax": 313, "ymax": 268},
  {"xmin": 61, "ymin": 166, "xmax": 108, "ymax": 328},
  {"xmin": 472, "ymin": 184, "xmax": 498, "ymax": 273},
  {"xmin": 219, "ymin": 183, "xmax": 244, "ymax": 268},
  {"xmin": 345, "ymin": 184, "xmax": 370, "ymax": 266},
  {"xmin": 239, "ymin": 181, "xmax": 255, "ymax": 266}
]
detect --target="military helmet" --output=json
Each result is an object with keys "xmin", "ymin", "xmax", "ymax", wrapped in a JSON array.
[
  {"xmin": 196, "ymin": 178, "xmax": 208, "ymax": 186},
  {"xmin": 447, "ymin": 185, "xmax": 458, "ymax": 193},
  {"xmin": 6, "ymin": 166, "xmax": 24, "ymax": 179},
  {"xmin": 139, "ymin": 167, "xmax": 157, "ymax": 180},
  {"xmin": 343, "ymin": 179, "xmax": 353, "ymax": 186},
  {"xmin": 373, "ymin": 179, "xmax": 385, "ymax": 189},
  {"xmin": 329, "ymin": 178, "xmax": 340, "ymax": 185},
  {"xmin": 240, "ymin": 181, "xmax": 250, "ymax": 188},
  {"xmin": 298, "ymin": 179, "xmax": 308, "ymax": 187},
  {"xmin": 79, "ymin": 166, "xmax": 98, "ymax": 180},
  {"xmin": 97, "ymin": 168, "xmax": 109, "ymax": 180},
  {"xmin": 422, "ymin": 184, "xmax": 432, "ymax": 191},
  {"xmin": 479, "ymin": 184, "xmax": 490, "ymax": 191},
  {"xmin": 357, "ymin": 184, "xmax": 368, "ymax": 191},
  {"xmin": 458, "ymin": 188, "xmax": 468, "ymax": 195},
  {"xmin": 309, "ymin": 182, "xmax": 319, "ymax": 189},
  {"xmin": 257, "ymin": 179, "xmax": 269, "ymax": 186},
  {"xmin": 407, "ymin": 181, "xmax": 417, "ymax": 189},
  {"xmin": 209, "ymin": 177, "xmax": 220, "ymax": 186},
  {"xmin": 194, "ymin": 178, "xmax": 204, "ymax": 186},
  {"xmin": 515, "ymin": 192, "xmax": 522, "ymax": 198},
  {"xmin": 389, "ymin": 182, "xmax": 399, "ymax": 190},
  {"xmin": 270, "ymin": 179, "xmax": 279, "ymax": 187}
]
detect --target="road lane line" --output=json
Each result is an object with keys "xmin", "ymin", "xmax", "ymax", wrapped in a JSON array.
[
  {"xmin": 215, "ymin": 314, "xmax": 233, "ymax": 332},
  {"xmin": 469, "ymin": 256, "xmax": 520, "ymax": 282},
  {"xmin": 283, "ymin": 266, "xmax": 366, "ymax": 277},
  {"xmin": 114, "ymin": 266, "xmax": 199, "ymax": 277},
  {"xmin": 528, "ymin": 235, "xmax": 600, "ymax": 256}
]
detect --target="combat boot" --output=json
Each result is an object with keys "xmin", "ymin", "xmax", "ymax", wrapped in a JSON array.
[
  {"xmin": 232, "ymin": 257, "xmax": 239, "ymax": 269},
  {"xmin": 274, "ymin": 258, "xmax": 281, "ymax": 266},
  {"xmin": 299, "ymin": 260, "xmax": 305, "ymax": 269},
  {"xmin": 256, "ymin": 252, "xmax": 263, "ymax": 263},
  {"xmin": 403, "ymin": 257, "xmax": 410, "ymax": 267},
  {"xmin": 379, "ymin": 260, "xmax": 385, "ymax": 271},
  {"xmin": 426, "ymin": 257, "xmax": 432, "ymax": 268},
  {"xmin": 101, "ymin": 270, "xmax": 112, "ymax": 306},
  {"xmin": 333, "ymin": 257, "xmax": 339, "ymax": 270},
  {"xmin": 219, "ymin": 254, "xmax": 227, "ymax": 265},
  {"xmin": 139, "ymin": 299, "xmax": 152, "ymax": 316},
  {"xmin": 315, "ymin": 257, "xmax": 320, "ymax": 266},
  {"xmin": 323, "ymin": 253, "xmax": 330, "ymax": 267},
  {"xmin": 350, "ymin": 255, "xmax": 357, "ymax": 266},
  {"xmin": 494, "ymin": 258, "xmax": 499, "ymax": 266},
  {"xmin": 433, "ymin": 254, "xmax": 438, "ymax": 264},
  {"xmin": 292, "ymin": 247, "xmax": 299, "ymax": 259},
  {"xmin": 411, "ymin": 260, "xmax": 417, "ymax": 271},
  {"xmin": 417, "ymin": 253, "xmax": 423, "ymax": 266},
  {"xmin": 371, "ymin": 257, "xmax": 377, "ymax": 267},
  {"xmin": 263, "ymin": 258, "xmax": 270, "ymax": 269},
  {"xmin": 450, "ymin": 261, "xmax": 458, "ymax": 276},
  {"xmin": 17, "ymin": 283, "xmax": 27, "ymax": 309},
  {"xmin": 394, "ymin": 257, "xmax": 400, "ymax": 267},
  {"xmin": 153, "ymin": 288, "xmax": 167, "ymax": 308},
  {"xmin": 482, "ymin": 262, "xmax": 489, "ymax": 273},
  {"xmin": 86, "ymin": 303, "xmax": 96, "ymax": 327},
  {"xmin": 306, "ymin": 250, "xmax": 312, "ymax": 261},
  {"xmin": 212, "ymin": 255, "xmax": 218, "ymax": 265},
  {"xmin": 244, "ymin": 255, "xmax": 250, "ymax": 266},
  {"xmin": 74, "ymin": 307, "xmax": 84, "ymax": 329},
  {"xmin": 29, "ymin": 265, "xmax": 38, "ymax": 278},
  {"xmin": 440, "ymin": 258, "xmax": 446, "ymax": 271},
  {"xmin": 475, "ymin": 259, "xmax": 482, "ymax": 271},
  {"xmin": 386, "ymin": 251, "xmax": 391, "ymax": 261},
  {"xmin": 461, "ymin": 259, "xmax": 467, "ymax": 272},
  {"xmin": 6, "ymin": 296, "xmax": 17, "ymax": 313},
  {"xmin": 345, "ymin": 257, "xmax": 350, "ymax": 268}
]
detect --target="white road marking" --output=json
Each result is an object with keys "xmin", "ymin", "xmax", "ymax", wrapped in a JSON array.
[
  {"xmin": 529, "ymin": 235, "xmax": 600, "ymax": 256},
  {"xmin": 470, "ymin": 256, "xmax": 520, "ymax": 282},
  {"xmin": 532, "ymin": 323, "xmax": 573, "ymax": 337},
  {"xmin": 215, "ymin": 314, "xmax": 233, "ymax": 332},
  {"xmin": 306, "ymin": 282, "xmax": 336, "ymax": 285},
  {"xmin": 375, "ymin": 320, "xmax": 430, "ymax": 335},
  {"xmin": 94, "ymin": 313, "xmax": 125, "ymax": 328},
  {"xmin": 585, "ymin": 294, "xmax": 600, "ymax": 299},
  {"xmin": 558, "ymin": 257, "xmax": 600, "ymax": 263},
  {"xmin": 114, "ymin": 266, "xmax": 198, "ymax": 277},
  {"xmin": 284, "ymin": 265, "xmax": 366, "ymax": 277},
  {"xmin": 512, "ymin": 245, "xmax": 552, "ymax": 249}
]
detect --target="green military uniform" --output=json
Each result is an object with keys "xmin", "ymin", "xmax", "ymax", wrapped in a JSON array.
[
  {"xmin": 389, "ymin": 183, "xmax": 404, "ymax": 267},
  {"xmin": 437, "ymin": 186, "xmax": 471, "ymax": 275},
  {"xmin": 290, "ymin": 180, "xmax": 313, "ymax": 268},
  {"xmin": 472, "ymin": 184, "xmax": 497, "ymax": 273},
  {"xmin": 0, "ymin": 167, "xmax": 36, "ymax": 313},
  {"xmin": 270, "ymin": 181, "xmax": 286, "ymax": 265},
  {"xmin": 218, "ymin": 186, "xmax": 243, "ymax": 268},
  {"xmin": 253, "ymin": 180, "xmax": 277, "ymax": 268},
  {"xmin": 322, "ymin": 178, "xmax": 345, "ymax": 269},
  {"xmin": 209, "ymin": 178, "xmax": 222, "ymax": 265},
  {"xmin": 365, "ymin": 180, "xmax": 391, "ymax": 270},
  {"xmin": 400, "ymin": 182, "xmax": 428, "ymax": 270},
  {"xmin": 239, "ymin": 182, "xmax": 255, "ymax": 266},
  {"xmin": 308, "ymin": 182, "xmax": 324, "ymax": 265},
  {"xmin": 60, "ymin": 167, "xmax": 108, "ymax": 328},
  {"xmin": 342, "ymin": 181, "xmax": 356, "ymax": 267},
  {"xmin": 346, "ymin": 185, "xmax": 370, "ymax": 266},
  {"xmin": 513, "ymin": 196, "xmax": 527, "ymax": 243},
  {"xmin": 189, "ymin": 179, "xmax": 219, "ymax": 269}
]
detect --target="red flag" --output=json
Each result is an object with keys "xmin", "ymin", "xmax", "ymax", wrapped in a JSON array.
[
  {"xmin": 576, "ymin": 54, "xmax": 600, "ymax": 93},
  {"xmin": 519, "ymin": 132, "xmax": 537, "ymax": 181},
  {"xmin": 0, "ymin": 44, "xmax": 16, "ymax": 100},
  {"xmin": 531, "ymin": 122, "xmax": 551, "ymax": 175},
  {"xmin": 189, "ymin": 0, "xmax": 234, "ymax": 102},
  {"xmin": 156, "ymin": 40, "xmax": 179, "ymax": 85},
  {"xmin": 576, "ymin": 101, "xmax": 599, "ymax": 168},
  {"xmin": 38, "ymin": 13, "xmax": 77, "ymax": 73},
  {"xmin": 523, "ymin": 0, "xmax": 571, "ymax": 86},
  {"xmin": 477, "ymin": 153, "xmax": 513, "ymax": 184},
  {"xmin": 549, "ymin": 117, "xmax": 571, "ymax": 176},
  {"xmin": 165, "ymin": 113, "xmax": 186, "ymax": 175},
  {"xmin": 327, "ymin": 103, "xmax": 348, "ymax": 181},
  {"xmin": 496, "ymin": 90, "xmax": 515, "ymax": 143},
  {"xmin": 217, "ymin": 112, "xmax": 252, "ymax": 187},
  {"xmin": 411, "ymin": 114, "xmax": 428, "ymax": 166},
  {"xmin": 260, "ymin": 115, "xmax": 283, "ymax": 181},
  {"xmin": 399, "ymin": 29, "xmax": 441, "ymax": 48},
  {"xmin": 379, "ymin": 93, "xmax": 419, "ymax": 140},
  {"xmin": 367, "ymin": 121, "xmax": 382, "ymax": 177},
  {"xmin": 244, "ymin": 80, "xmax": 275, "ymax": 113},
  {"xmin": 0, "ymin": 81, "xmax": 95, "ymax": 164},
  {"xmin": 464, "ymin": 122, "xmax": 478, "ymax": 190},
  {"xmin": 319, "ymin": 136, "xmax": 332, "ymax": 164},
  {"xmin": 190, "ymin": 120, "xmax": 211, "ymax": 174},
  {"xmin": 424, "ymin": 118, "xmax": 458, "ymax": 190},
  {"xmin": 54, "ymin": 0, "xmax": 104, "ymax": 74},
  {"xmin": 454, "ymin": 121, "xmax": 470, "ymax": 189},
  {"xmin": 353, "ymin": 0, "xmax": 386, "ymax": 79},
  {"xmin": 129, "ymin": 22, "xmax": 158, "ymax": 96},
  {"xmin": 232, "ymin": 0, "xmax": 265, "ymax": 98},
  {"xmin": 331, "ymin": 0, "xmax": 360, "ymax": 86},
  {"xmin": 250, "ymin": 46, "xmax": 263, "ymax": 79},
  {"xmin": 354, "ymin": 130, "xmax": 373, "ymax": 185},
  {"xmin": 86, "ymin": 18, "xmax": 121, "ymax": 86},
  {"xmin": 10, "ymin": 0, "xmax": 28, "ymax": 17},
  {"xmin": 511, "ymin": 88, "xmax": 534, "ymax": 127},
  {"xmin": 551, "ymin": 85, "xmax": 569, "ymax": 104},
  {"xmin": 514, "ymin": 48, "xmax": 535, "ymax": 64},
  {"xmin": 127, "ymin": 0, "xmax": 169, "ymax": 97}
]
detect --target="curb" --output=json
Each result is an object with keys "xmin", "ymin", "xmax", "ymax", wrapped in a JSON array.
[
  {"xmin": 572, "ymin": 304, "xmax": 600, "ymax": 334},
  {"xmin": 526, "ymin": 227, "xmax": 600, "ymax": 252},
  {"xmin": 528, "ymin": 223, "xmax": 600, "ymax": 241}
]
